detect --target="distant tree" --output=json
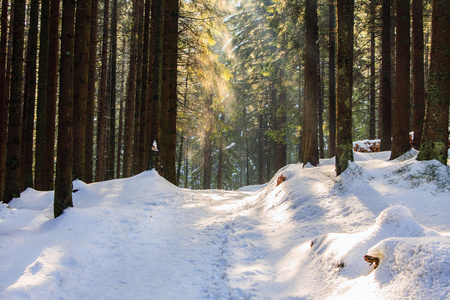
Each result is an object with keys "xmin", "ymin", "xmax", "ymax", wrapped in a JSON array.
[
  {"xmin": 380, "ymin": 0, "xmax": 391, "ymax": 151},
  {"xmin": 390, "ymin": 0, "xmax": 411, "ymax": 160},
  {"xmin": 418, "ymin": 0, "xmax": 449, "ymax": 165},
  {"xmin": 301, "ymin": 0, "xmax": 319, "ymax": 166},
  {"xmin": 54, "ymin": 0, "xmax": 75, "ymax": 217},
  {"xmin": 202, "ymin": 94, "xmax": 213, "ymax": 189},
  {"xmin": 412, "ymin": 0, "xmax": 425, "ymax": 149},
  {"xmin": 4, "ymin": 0, "xmax": 25, "ymax": 203},
  {"xmin": 335, "ymin": 0, "xmax": 354, "ymax": 175},
  {"xmin": 106, "ymin": 0, "xmax": 118, "ymax": 180}
]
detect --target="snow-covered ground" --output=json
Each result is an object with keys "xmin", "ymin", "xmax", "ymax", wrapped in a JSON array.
[{"xmin": 1, "ymin": 150, "xmax": 449, "ymax": 299}]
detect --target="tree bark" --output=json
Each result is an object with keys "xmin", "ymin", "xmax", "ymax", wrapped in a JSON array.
[
  {"xmin": 4, "ymin": 0, "xmax": 25, "ymax": 203},
  {"xmin": 412, "ymin": 0, "xmax": 425, "ymax": 149},
  {"xmin": 390, "ymin": 0, "xmax": 411, "ymax": 160},
  {"xmin": 43, "ymin": 0, "xmax": 60, "ymax": 190},
  {"xmin": 85, "ymin": 0, "xmax": 99, "ymax": 183},
  {"xmin": 95, "ymin": 0, "xmax": 109, "ymax": 182},
  {"xmin": 202, "ymin": 94, "xmax": 213, "ymax": 189},
  {"xmin": 369, "ymin": 0, "xmax": 376, "ymax": 139},
  {"xmin": 148, "ymin": 0, "xmax": 165, "ymax": 171},
  {"xmin": 380, "ymin": 0, "xmax": 392, "ymax": 151},
  {"xmin": 34, "ymin": 0, "xmax": 50, "ymax": 190},
  {"xmin": 122, "ymin": 0, "xmax": 140, "ymax": 178},
  {"xmin": 21, "ymin": 0, "xmax": 39, "ymax": 189},
  {"xmin": 335, "ymin": 0, "xmax": 354, "ymax": 175},
  {"xmin": 106, "ymin": 0, "xmax": 117, "ymax": 180},
  {"xmin": 301, "ymin": 0, "xmax": 319, "ymax": 166},
  {"xmin": 0, "ymin": 0, "xmax": 9, "ymax": 203},
  {"xmin": 73, "ymin": 0, "xmax": 92, "ymax": 180},
  {"xmin": 418, "ymin": 0, "xmax": 449, "ymax": 165},
  {"xmin": 54, "ymin": 0, "xmax": 75, "ymax": 217},
  {"xmin": 328, "ymin": 0, "xmax": 336, "ymax": 158}
]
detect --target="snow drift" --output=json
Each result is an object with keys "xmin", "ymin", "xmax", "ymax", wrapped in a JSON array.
[{"xmin": 0, "ymin": 152, "xmax": 449, "ymax": 299}]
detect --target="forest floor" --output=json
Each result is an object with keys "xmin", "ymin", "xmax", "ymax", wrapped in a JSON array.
[{"xmin": 0, "ymin": 150, "xmax": 449, "ymax": 299}]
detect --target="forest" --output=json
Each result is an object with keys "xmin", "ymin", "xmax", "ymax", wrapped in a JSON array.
[{"xmin": 0, "ymin": 0, "xmax": 448, "ymax": 217}]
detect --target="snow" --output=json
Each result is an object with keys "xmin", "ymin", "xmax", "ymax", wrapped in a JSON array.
[{"xmin": 1, "ymin": 152, "xmax": 449, "ymax": 299}]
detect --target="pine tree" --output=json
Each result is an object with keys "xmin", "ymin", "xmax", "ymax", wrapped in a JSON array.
[
  {"xmin": 418, "ymin": 0, "xmax": 449, "ymax": 165},
  {"xmin": 335, "ymin": 0, "xmax": 354, "ymax": 175},
  {"xmin": 54, "ymin": 0, "xmax": 75, "ymax": 217}
]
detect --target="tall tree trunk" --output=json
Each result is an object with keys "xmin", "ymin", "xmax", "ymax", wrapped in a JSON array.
[
  {"xmin": 73, "ymin": 0, "xmax": 92, "ymax": 180},
  {"xmin": 148, "ymin": 0, "xmax": 165, "ymax": 171},
  {"xmin": 122, "ymin": 0, "xmax": 140, "ymax": 178},
  {"xmin": 163, "ymin": 0, "xmax": 179, "ymax": 184},
  {"xmin": 335, "ymin": 0, "xmax": 354, "ymax": 176},
  {"xmin": 85, "ymin": 0, "xmax": 99, "ymax": 183},
  {"xmin": 301, "ymin": 0, "xmax": 319, "ymax": 166},
  {"xmin": 328, "ymin": 0, "xmax": 336, "ymax": 158},
  {"xmin": 4, "ymin": 0, "xmax": 25, "ymax": 203},
  {"xmin": 257, "ymin": 99, "xmax": 265, "ymax": 184},
  {"xmin": 412, "ymin": 0, "xmax": 425, "ymax": 149},
  {"xmin": 21, "ymin": 0, "xmax": 39, "ymax": 189},
  {"xmin": 106, "ymin": 0, "xmax": 117, "ymax": 180},
  {"xmin": 217, "ymin": 114, "xmax": 225, "ymax": 189},
  {"xmin": 54, "ymin": 0, "xmax": 75, "ymax": 217},
  {"xmin": 369, "ymin": 0, "xmax": 376, "ymax": 139},
  {"xmin": 390, "ymin": 0, "xmax": 411, "ymax": 160},
  {"xmin": 277, "ymin": 70, "xmax": 287, "ymax": 170},
  {"xmin": 202, "ymin": 94, "xmax": 213, "ymax": 189},
  {"xmin": 34, "ymin": 0, "xmax": 50, "ymax": 190},
  {"xmin": 0, "ymin": 0, "xmax": 9, "ymax": 202},
  {"xmin": 43, "ymin": 0, "xmax": 60, "ymax": 190},
  {"xmin": 380, "ymin": 0, "xmax": 392, "ymax": 151},
  {"xmin": 318, "ymin": 61, "xmax": 325, "ymax": 159},
  {"xmin": 418, "ymin": 0, "xmax": 449, "ymax": 165},
  {"xmin": 95, "ymin": 0, "xmax": 109, "ymax": 182}
]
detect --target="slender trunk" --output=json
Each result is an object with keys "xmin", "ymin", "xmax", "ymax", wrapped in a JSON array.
[
  {"xmin": 302, "ymin": 0, "xmax": 319, "ymax": 166},
  {"xmin": 85, "ymin": 0, "xmax": 99, "ymax": 183},
  {"xmin": 34, "ymin": 0, "xmax": 50, "ymax": 190},
  {"xmin": 73, "ymin": 0, "xmax": 92, "ymax": 180},
  {"xmin": 21, "ymin": 0, "xmax": 39, "ymax": 189},
  {"xmin": 0, "ymin": 0, "xmax": 9, "ymax": 202},
  {"xmin": 328, "ymin": 0, "xmax": 336, "ymax": 158},
  {"xmin": 257, "ymin": 99, "xmax": 265, "ymax": 184},
  {"xmin": 106, "ymin": 0, "xmax": 117, "ymax": 180},
  {"xmin": 202, "ymin": 94, "xmax": 213, "ymax": 189},
  {"xmin": 318, "ymin": 61, "xmax": 324, "ymax": 159},
  {"xmin": 390, "ymin": 0, "xmax": 411, "ymax": 160},
  {"xmin": 123, "ymin": 1, "xmax": 140, "ymax": 177},
  {"xmin": 380, "ymin": 0, "xmax": 392, "ymax": 150},
  {"xmin": 148, "ymin": 0, "xmax": 165, "ymax": 171},
  {"xmin": 95, "ymin": 0, "xmax": 109, "ymax": 182},
  {"xmin": 335, "ymin": 0, "xmax": 354, "ymax": 175},
  {"xmin": 4, "ymin": 0, "xmax": 25, "ymax": 203},
  {"xmin": 369, "ymin": 0, "xmax": 376, "ymax": 139},
  {"xmin": 412, "ymin": 0, "xmax": 425, "ymax": 149},
  {"xmin": 418, "ymin": 0, "xmax": 449, "ymax": 165},
  {"xmin": 54, "ymin": 0, "xmax": 75, "ymax": 218},
  {"xmin": 164, "ymin": 0, "xmax": 179, "ymax": 183},
  {"xmin": 43, "ymin": 0, "xmax": 60, "ymax": 190}
]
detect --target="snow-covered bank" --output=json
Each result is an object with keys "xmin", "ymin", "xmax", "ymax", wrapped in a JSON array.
[{"xmin": 0, "ymin": 152, "xmax": 449, "ymax": 299}]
